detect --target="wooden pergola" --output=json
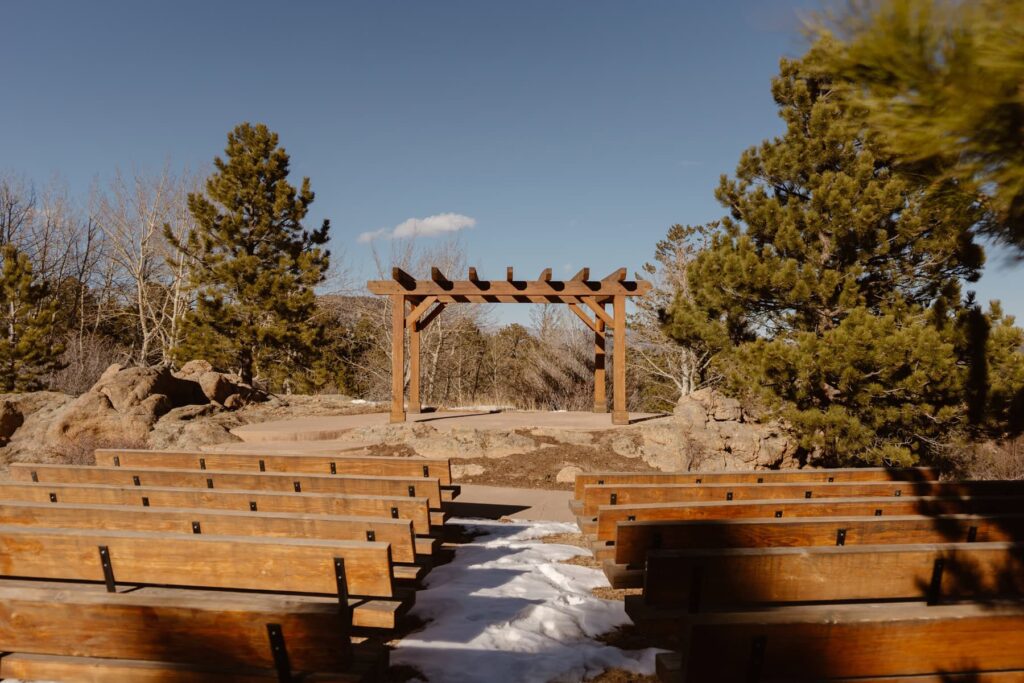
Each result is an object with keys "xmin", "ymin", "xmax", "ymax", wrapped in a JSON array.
[{"xmin": 367, "ymin": 266, "xmax": 651, "ymax": 425}]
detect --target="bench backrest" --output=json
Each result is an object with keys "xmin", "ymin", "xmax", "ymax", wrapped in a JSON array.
[
  {"xmin": 595, "ymin": 494, "xmax": 1024, "ymax": 540},
  {"xmin": 643, "ymin": 541, "xmax": 1024, "ymax": 610},
  {"xmin": 581, "ymin": 479, "xmax": 1024, "ymax": 515},
  {"xmin": 0, "ymin": 524, "xmax": 394, "ymax": 597},
  {"xmin": 10, "ymin": 463, "xmax": 444, "ymax": 508},
  {"xmin": 0, "ymin": 480, "xmax": 434, "ymax": 535},
  {"xmin": 0, "ymin": 584, "xmax": 352, "ymax": 672},
  {"xmin": 574, "ymin": 466, "xmax": 938, "ymax": 500},
  {"xmin": 614, "ymin": 513, "xmax": 1024, "ymax": 566},
  {"xmin": 0, "ymin": 500, "xmax": 418, "ymax": 563},
  {"xmin": 95, "ymin": 448, "xmax": 453, "ymax": 485}
]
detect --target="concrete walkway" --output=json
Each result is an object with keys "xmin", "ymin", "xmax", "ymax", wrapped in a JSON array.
[
  {"xmin": 231, "ymin": 409, "xmax": 667, "ymax": 443},
  {"xmin": 444, "ymin": 484, "xmax": 574, "ymax": 522}
]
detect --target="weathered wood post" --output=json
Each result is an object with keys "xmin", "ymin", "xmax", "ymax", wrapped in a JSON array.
[
  {"xmin": 612, "ymin": 294, "xmax": 628, "ymax": 425},
  {"xmin": 594, "ymin": 305, "xmax": 607, "ymax": 413},
  {"xmin": 390, "ymin": 293, "xmax": 406, "ymax": 423}
]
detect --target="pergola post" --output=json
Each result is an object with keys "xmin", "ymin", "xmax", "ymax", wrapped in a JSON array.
[
  {"xmin": 612, "ymin": 294, "xmax": 628, "ymax": 425},
  {"xmin": 408, "ymin": 303, "xmax": 421, "ymax": 415},
  {"xmin": 369, "ymin": 267, "xmax": 649, "ymax": 426},
  {"xmin": 390, "ymin": 294, "xmax": 406, "ymax": 423},
  {"xmin": 593, "ymin": 304, "xmax": 607, "ymax": 413}
]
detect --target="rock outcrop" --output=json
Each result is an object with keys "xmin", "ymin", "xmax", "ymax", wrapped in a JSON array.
[{"xmin": 666, "ymin": 388, "xmax": 798, "ymax": 471}]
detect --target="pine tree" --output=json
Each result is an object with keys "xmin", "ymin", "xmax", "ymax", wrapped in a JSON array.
[
  {"xmin": 169, "ymin": 123, "xmax": 330, "ymax": 386},
  {"xmin": 664, "ymin": 50, "xmax": 1022, "ymax": 466},
  {"xmin": 812, "ymin": 0, "xmax": 1024, "ymax": 252},
  {"xmin": 0, "ymin": 244, "xmax": 64, "ymax": 391}
]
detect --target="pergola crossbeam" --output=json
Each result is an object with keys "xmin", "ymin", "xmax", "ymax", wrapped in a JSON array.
[{"xmin": 370, "ymin": 267, "xmax": 648, "ymax": 425}]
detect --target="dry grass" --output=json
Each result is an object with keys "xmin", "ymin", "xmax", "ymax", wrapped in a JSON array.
[{"xmin": 41, "ymin": 432, "xmax": 149, "ymax": 466}]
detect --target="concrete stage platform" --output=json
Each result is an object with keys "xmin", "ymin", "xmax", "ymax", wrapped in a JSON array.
[{"xmin": 229, "ymin": 410, "xmax": 668, "ymax": 445}]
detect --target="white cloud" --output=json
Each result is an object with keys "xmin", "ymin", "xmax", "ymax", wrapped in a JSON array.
[{"xmin": 358, "ymin": 212, "xmax": 476, "ymax": 243}]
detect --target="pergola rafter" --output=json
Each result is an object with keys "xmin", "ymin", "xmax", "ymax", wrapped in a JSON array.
[{"xmin": 367, "ymin": 266, "xmax": 651, "ymax": 425}]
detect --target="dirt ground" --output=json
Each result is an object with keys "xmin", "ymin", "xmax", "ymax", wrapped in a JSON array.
[{"xmin": 449, "ymin": 437, "xmax": 660, "ymax": 491}]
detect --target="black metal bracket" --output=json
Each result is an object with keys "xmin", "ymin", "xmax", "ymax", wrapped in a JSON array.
[
  {"xmin": 874, "ymin": 509, "xmax": 882, "ymax": 516},
  {"xmin": 112, "ymin": 456, "xmax": 120, "ymax": 467},
  {"xmin": 48, "ymin": 492, "xmax": 57, "ymax": 503},
  {"xmin": 192, "ymin": 521, "xmax": 202, "ymax": 534},
  {"xmin": 610, "ymin": 492, "xmax": 618, "ymax": 505},
  {"xmin": 132, "ymin": 476, "xmax": 140, "ymax": 486},
  {"xmin": 141, "ymin": 496, "xmax": 150, "ymax": 507},
  {"xmin": 726, "ymin": 491, "xmax": 734, "ymax": 501},
  {"xmin": 366, "ymin": 530, "xmax": 375, "ymax": 542},
  {"xmin": 198, "ymin": 458, "xmax": 206, "ymax": 470},
  {"xmin": 98, "ymin": 545, "xmax": 116, "ymax": 593},
  {"xmin": 334, "ymin": 557, "xmax": 350, "ymax": 610},
  {"xmin": 827, "ymin": 476, "xmax": 834, "ymax": 483},
  {"xmin": 250, "ymin": 501, "xmax": 258, "ymax": 512},
  {"xmin": 259, "ymin": 459, "xmax": 266, "ymax": 472},
  {"xmin": 928, "ymin": 558, "xmax": 945, "ymax": 605},
  {"xmin": 30, "ymin": 470, "xmax": 38, "ymax": 482},
  {"xmin": 206, "ymin": 478, "xmax": 214, "ymax": 489},
  {"xmin": 804, "ymin": 490, "xmax": 812, "ymax": 499},
  {"xmin": 756, "ymin": 477, "xmax": 763, "ymax": 484},
  {"xmin": 695, "ymin": 478, "xmax": 702, "ymax": 484},
  {"xmin": 746, "ymin": 635, "xmax": 766, "ymax": 683},
  {"xmin": 266, "ymin": 623, "xmax": 292, "ymax": 683},
  {"xmin": 597, "ymin": 479, "xmax": 604, "ymax": 485},
  {"xmin": 408, "ymin": 485, "xmax": 416, "ymax": 497},
  {"xmin": 423, "ymin": 465, "xmax": 430, "ymax": 477},
  {"xmin": 774, "ymin": 510, "xmax": 783, "ymax": 518},
  {"xmin": 835, "ymin": 528, "xmax": 847, "ymax": 546},
  {"xmin": 390, "ymin": 506, "xmax": 399, "ymax": 519},
  {"xmin": 967, "ymin": 526, "xmax": 978, "ymax": 542},
  {"xmin": 293, "ymin": 481, "xmax": 302, "ymax": 493},
  {"xmin": 330, "ymin": 462, "xmax": 337, "ymax": 475},
  {"xmin": 895, "ymin": 489, "xmax": 902, "ymax": 497},
  {"xmin": 627, "ymin": 515, "xmax": 636, "ymax": 522}
]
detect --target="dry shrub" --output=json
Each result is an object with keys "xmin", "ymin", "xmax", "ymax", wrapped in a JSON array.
[
  {"xmin": 42, "ymin": 431, "xmax": 149, "ymax": 466},
  {"xmin": 957, "ymin": 437, "xmax": 1024, "ymax": 480}
]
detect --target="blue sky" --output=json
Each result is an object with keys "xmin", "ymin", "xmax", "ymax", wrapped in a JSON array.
[{"xmin": 2, "ymin": 0, "xmax": 1020, "ymax": 325}]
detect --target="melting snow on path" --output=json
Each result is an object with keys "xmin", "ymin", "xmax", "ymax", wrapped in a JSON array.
[{"xmin": 391, "ymin": 518, "xmax": 662, "ymax": 683}]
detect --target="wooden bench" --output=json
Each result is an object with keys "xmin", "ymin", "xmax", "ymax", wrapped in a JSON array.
[
  {"xmin": 578, "ymin": 479, "xmax": 1024, "ymax": 516},
  {"xmin": 0, "ymin": 525, "xmax": 396, "ymax": 597},
  {"xmin": 0, "ymin": 653, "xmax": 383, "ymax": 682},
  {"xmin": 654, "ymin": 602, "xmax": 1024, "ymax": 682},
  {"xmin": 573, "ymin": 466, "xmax": 938, "ymax": 502},
  {"xmin": 0, "ymin": 500, "xmax": 430, "ymax": 563},
  {"xmin": 632, "ymin": 541, "xmax": 1024, "ymax": 615},
  {"xmin": 603, "ymin": 513, "xmax": 1024, "ymax": 587},
  {"xmin": 95, "ymin": 448, "xmax": 455, "ymax": 487},
  {"xmin": 0, "ymin": 480, "xmax": 440, "ymax": 534},
  {"xmin": 0, "ymin": 583, "xmax": 359, "ymax": 676},
  {"xmin": 10, "ymin": 462, "xmax": 449, "ymax": 508},
  {"xmin": 589, "ymin": 494, "xmax": 1024, "ymax": 541}
]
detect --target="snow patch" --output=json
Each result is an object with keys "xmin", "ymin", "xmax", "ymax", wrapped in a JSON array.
[{"xmin": 391, "ymin": 518, "xmax": 662, "ymax": 682}]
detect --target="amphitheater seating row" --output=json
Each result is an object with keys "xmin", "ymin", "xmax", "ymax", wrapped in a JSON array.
[
  {"xmin": 0, "ymin": 447, "xmax": 460, "ymax": 682},
  {"xmin": 571, "ymin": 466, "xmax": 1024, "ymax": 682}
]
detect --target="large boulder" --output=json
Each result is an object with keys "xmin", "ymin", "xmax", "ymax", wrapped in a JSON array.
[
  {"xmin": 46, "ymin": 365, "xmax": 207, "ymax": 444},
  {"xmin": 173, "ymin": 360, "xmax": 263, "ymax": 409}
]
